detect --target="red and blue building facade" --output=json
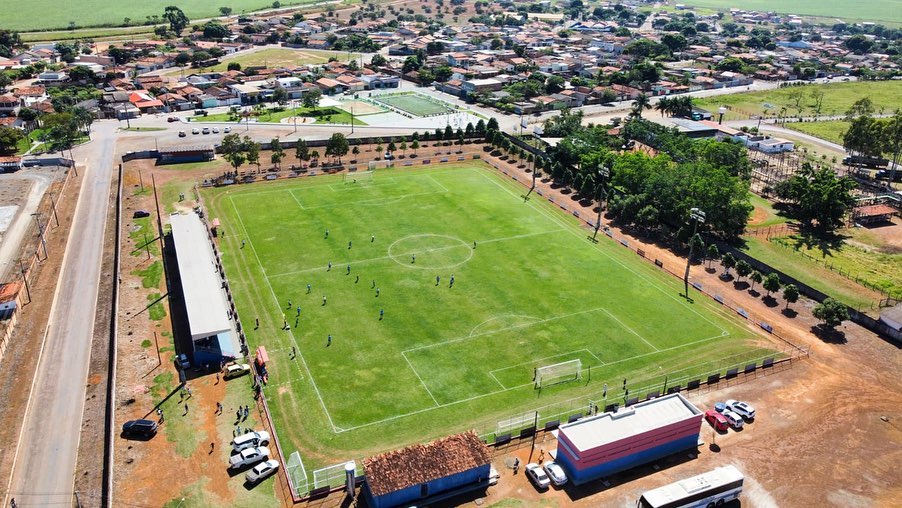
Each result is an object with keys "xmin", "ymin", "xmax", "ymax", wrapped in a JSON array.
[{"xmin": 555, "ymin": 393, "xmax": 703, "ymax": 485}]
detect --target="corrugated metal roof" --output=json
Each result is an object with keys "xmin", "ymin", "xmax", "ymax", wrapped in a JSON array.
[
  {"xmin": 170, "ymin": 213, "xmax": 231, "ymax": 340},
  {"xmin": 560, "ymin": 393, "xmax": 701, "ymax": 452}
]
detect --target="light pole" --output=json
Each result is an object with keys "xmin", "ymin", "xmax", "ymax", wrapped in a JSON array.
[
  {"xmin": 683, "ymin": 207, "xmax": 705, "ymax": 300},
  {"xmin": 717, "ymin": 106, "xmax": 727, "ymax": 125},
  {"xmin": 592, "ymin": 166, "xmax": 610, "ymax": 242}
]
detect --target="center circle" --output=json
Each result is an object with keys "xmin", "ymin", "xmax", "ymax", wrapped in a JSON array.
[{"xmin": 387, "ymin": 234, "xmax": 473, "ymax": 270}]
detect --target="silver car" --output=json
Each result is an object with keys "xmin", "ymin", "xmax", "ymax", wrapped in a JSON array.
[
  {"xmin": 726, "ymin": 399, "xmax": 756, "ymax": 419},
  {"xmin": 229, "ymin": 446, "xmax": 270, "ymax": 469},
  {"xmin": 525, "ymin": 463, "xmax": 551, "ymax": 490},
  {"xmin": 543, "ymin": 461, "xmax": 568, "ymax": 486}
]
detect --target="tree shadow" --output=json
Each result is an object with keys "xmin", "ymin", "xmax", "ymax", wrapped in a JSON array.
[
  {"xmin": 748, "ymin": 288, "xmax": 761, "ymax": 298},
  {"xmin": 781, "ymin": 307, "xmax": 798, "ymax": 318},
  {"xmin": 811, "ymin": 325, "xmax": 847, "ymax": 344},
  {"xmin": 790, "ymin": 231, "xmax": 849, "ymax": 258},
  {"xmin": 762, "ymin": 295, "xmax": 779, "ymax": 308},
  {"xmin": 733, "ymin": 280, "xmax": 749, "ymax": 291}
]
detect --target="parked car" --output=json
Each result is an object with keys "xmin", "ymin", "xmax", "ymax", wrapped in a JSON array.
[
  {"xmin": 202, "ymin": 127, "xmax": 210, "ymax": 134},
  {"xmin": 726, "ymin": 400, "xmax": 756, "ymax": 419},
  {"xmin": 167, "ymin": 116, "xmax": 178, "ymax": 122},
  {"xmin": 543, "ymin": 461, "xmax": 568, "ymax": 487},
  {"xmin": 224, "ymin": 126, "xmax": 231, "ymax": 133},
  {"xmin": 178, "ymin": 130, "xmax": 186, "ymax": 137},
  {"xmin": 525, "ymin": 463, "xmax": 551, "ymax": 490},
  {"xmin": 212, "ymin": 127, "xmax": 220, "ymax": 133},
  {"xmin": 176, "ymin": 354, "xmax": 190, "ymax": 369},
  {"xmin": 246, "ymin": 459, "xmax": 279, "ymax": 484},
  {"xmin": 384, "ymin": 151, "xmax": 394, "ymax": 160},
  {"xmin": 191, "ymin": 128, "xmax": 200, "ymax": 135},
  {"xmin": 229, "ymin": 446, "xmax": 270, "ymax": 469},
  {"xmin": 122, "ymin": 419, "xmax": 158, "ymax": 438},
  {"xmin": 132, "ymin": 210, "xmax": 150, "ymax": 218},
  {"xmin": 722, "ymin": 410, "xmax": 744, "ymax": 429},
  {"xmin": 224, "ymin": 363, "xmax": 251, "ymax": 379},
  {"xmin": 714, "ymin": 402, "xmax": 726, "ymax": 413},
  {"xmin": 232, "ymin": 430, "xmax": 271, "ymax": 452},
  {"xmin": 705, "ymin": 409, "xmax": 729, "ymax": 432}
]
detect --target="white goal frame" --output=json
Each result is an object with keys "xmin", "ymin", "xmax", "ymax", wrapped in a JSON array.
[
  {"xmin": 343, "ymin": 170, "xmax": 374, "ymax": 184},
  {"xmin": 535, "ymin": 359, "xmax": 582, "ymax": 389}
]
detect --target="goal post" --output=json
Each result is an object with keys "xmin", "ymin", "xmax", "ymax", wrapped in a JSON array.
[
  {"xmin": 535, "ymin": 359, "xmax": 582, "ymax": 389},
  {"xmin": 343, "ymin": 170, "xmax": 375, "ymax": 184}
]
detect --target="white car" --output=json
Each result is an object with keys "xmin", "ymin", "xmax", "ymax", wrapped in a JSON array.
[
  {"xmin": 525, "ymin": 463, "xmax": 551, "ymax": 490},
  {"xmin": 224, "ymin": 126, "xmax": 232, "ymax": 133},
  {"xmin": 246, "ymin": 459, "xmax": 279, "ymax": 484},
  {"xmin": 722, "ymin": 410, "xmax": 744, "ymax": 429},
  {"xmin": 232, "ymin": 430, "xmax": 270, "ymax": 452},
  {"xmin": 224, "ymin": 363, "xmax": 251, "ymax": 379},
  {"xmin": 229, "ymin": 446, "xmax": 270, "ymax": 469},
  {"xmin": 212, "ymin": 127, "xmax": 220, "ymax": 133},
  {"xmin": 543, "ymin": 461, "xmax": 568, "ymax": 486},
  {"xmin": 191, "ymin": 128, "xmax": 200, "ymax": 135},
  {"xmin": 726, "ymin": 399, "xmax": 756, "ymax": 419}
]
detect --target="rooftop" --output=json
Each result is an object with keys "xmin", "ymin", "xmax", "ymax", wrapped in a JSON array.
[
  {"xmin": 364, "ymin": 431, "xmax": 491, "ymax": 496},
  {"xmin": 170, "ymin": 213, "xmax": 232, "ymax": 340},
  {"xmin": 560, "ymin": 393, "xmax": 701, "ymax": 452}
]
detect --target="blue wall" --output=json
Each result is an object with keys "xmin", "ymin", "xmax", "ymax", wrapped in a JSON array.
[
  {"xmin": 364, "ymin": 464, "xmax": 491, "ymax": 508},
  {"xmin": 557, "ymin": 434, "xmax": 699, "ymax": 485}
]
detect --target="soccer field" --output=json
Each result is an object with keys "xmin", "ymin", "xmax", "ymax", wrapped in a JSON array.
[
  {"xmin": 373, "ymin": 93, "xmax": 456, "ymax": 117},
  {"xmin": 204, "ymin": 162, "xmax": 776, "ymax": 463}
]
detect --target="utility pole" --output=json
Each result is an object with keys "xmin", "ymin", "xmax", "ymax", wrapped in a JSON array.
[
  {"xmin": 683, "ymin": 207, "xmax": 706, "ymax": 300},
  {"xmin": 138, "ymin": 169, "xmax": 144, "ymax": 192},
  {"xmin": 49, "ymin": 192, "xmax": 60, "ymax": 228},
  {"xmin": 32, "ymin": 212, "xmax": 48, "ymax": 260},
  {"xmin": 19, "ymin": 259, "xmax": 31, "ymax": 304}
]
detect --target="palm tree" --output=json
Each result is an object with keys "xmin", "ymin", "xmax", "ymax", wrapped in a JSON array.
[
  {"xmin": 655, "ymin": 97, "xmax": 672, "ymax": 117},
  {"xmin": 630, "ymin": 93, "xmax": 652, "ymax": 118}
]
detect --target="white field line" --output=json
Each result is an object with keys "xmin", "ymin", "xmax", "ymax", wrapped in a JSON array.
[
  {"xmin": 487, "ymin": 371, "xmax": 507, "ymax": 390},
  {"xmin": 471, "ymin": 167, "xmax": 731, "ymax": 337},
  {"xmin": 400, "ymin": 351, "xmax": 441, "ymax": 407},
  {"xmin": 601, "ymin": 308, "xmax": 660, "ymax": 352},
  {"xmin": 468, "ymin": 314, "xmax": 542, "ymax": 337},
  {"xmin": 226, "ymin": 169, "xmax": 459, "ymax": 199},
  {"xmin": 335, "ymin": 330, "xmax": 727, "ymax": 434},
  {"xmin": 266, "ymin": 228, "xmax": 566, "ymax": 279},
  {"xmin": 288, "ymin": 189, "xmax": 444, "ymax": 211},
  {"xmin": 229, "ymin": 195, "xmax": 339, "ymax": 433},
  {"xmin": 288, "ymin": 190, "xmax": 305, "ymax": 210}
]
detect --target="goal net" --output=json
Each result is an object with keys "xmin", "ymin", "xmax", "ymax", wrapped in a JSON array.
[
  {"xmin": 535, "ymin": 359, "xmax": 582, "ymax": 389},
  {"xmin": 343, "ymin": 170, "xmax": 374, "ymax": 184}
]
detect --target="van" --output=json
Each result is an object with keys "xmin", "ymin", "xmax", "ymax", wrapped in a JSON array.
[
  {"xmin": 192, "ymin": 128, "xmax": 200, "ymax": 135},
  {"xmin": 178, "ymin": 130, "xmax": 186, "ymax": 137}
]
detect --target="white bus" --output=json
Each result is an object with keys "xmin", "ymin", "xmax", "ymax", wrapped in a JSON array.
[{"xmin": 637, "ymin": 465, "xmax": 744, "ymax": 508}]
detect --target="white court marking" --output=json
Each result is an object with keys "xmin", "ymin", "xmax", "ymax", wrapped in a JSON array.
[{"xmin": 386, "ymin": 234, "xmax": 473, "ymax": 270}]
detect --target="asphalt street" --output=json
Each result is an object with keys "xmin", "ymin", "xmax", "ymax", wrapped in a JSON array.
[{"xmin": 7, "ymin": 121, "xmax": 117, "ymax": 507}]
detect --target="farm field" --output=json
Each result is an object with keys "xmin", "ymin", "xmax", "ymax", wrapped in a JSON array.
[
  {"xmin": 203, "ymin": 162, "xmax": 778, "ymax": 467},
  {"xmin": 696, "ymin": 81, "xmax": 902, "ymax": 120},
  {"xmin": 373, "ymin": 93, "xmax": 457, "ymax": 117},
  {"xmin": 203, "ymin": 48, "xmax": 360, "ymax": 72},
  {"xmin": 670, "ymin": 0, "xmax": 902, "ymax": 24},
  {"xmin": 0, "ymin": 0, "xmax": 327, "ymax": 31},
  {"xmin": 786, "ymin": 120, "xmax": 850, "ymax": 145}
]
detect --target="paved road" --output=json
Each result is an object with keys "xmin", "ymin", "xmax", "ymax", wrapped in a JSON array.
[{"xmin": 7, "ymin": 121, "xmax": 118, "ymax": 506}]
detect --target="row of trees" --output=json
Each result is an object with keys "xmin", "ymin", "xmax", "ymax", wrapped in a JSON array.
[{"xmin": 843, "ymin": 100, "xmax": 902, "ymax": 183}]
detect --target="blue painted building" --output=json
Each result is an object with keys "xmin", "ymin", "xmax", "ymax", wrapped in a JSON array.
[
  {"xmin": 362, "ymin": 431, "xmax": 492, "ymax": 508},
  {"xmin": 556, "ymin": 393, "xmax": 703, "ymax": 485}
]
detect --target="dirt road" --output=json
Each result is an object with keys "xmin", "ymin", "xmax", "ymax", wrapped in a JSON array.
[{"xmin": 6, "ymin": 121, "xmax": 118, "ymax": 506}]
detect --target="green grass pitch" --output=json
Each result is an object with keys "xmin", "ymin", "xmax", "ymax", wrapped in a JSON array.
[
  {"xmin": 372, "ymin": 93, "xmax": 455, "ymax": 117},
  {"xmin": 204, "ymin": 162, "xmax": 777, "ymax": 464}
]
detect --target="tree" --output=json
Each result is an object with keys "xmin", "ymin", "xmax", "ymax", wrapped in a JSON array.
[
  {"xmin": 298, "ymin": 141, "xmax": 313, "ymax": 167},
  {"xmin": 221, "ymin": 133, "xmax": 247, "ymax": 172},
  {"xmin": 302, "ymin": 88, "xmax": 322, "ymax": 109},
  {"xmin": 219, "ymin": 6, "xmax": 233, "ymax": 16},
  {"xmin": 400, "ymin": 141, "xmax": 407, "ymax": 155},
  {"xmin": 810, "ymin": 89, "xmax": 826, "ymax": 119},
  {"xmin": 655, "ymin": 96, "xmax": 672, "ymax": 117},
  {"xmin": 0, "ymin": 126, "xmax": 24, "ymax": 155},
  {"xmin": 735, "ymin": 259, "xmax": 752, "ymax": 282},
  {"xmin": 487, "ymin": 117, "xmax": 499, "ymax": 131},
  {"xmin": 705, "ymin": 244, "xmax": 719, "ymax": 269},
  {"xmin": 721, "ymin": 252, "xmax": 736, "ymax": 277},
  {"xmin": 371, "ymin": 54, "xmax": 387, "ymax": 67},
  {"xmin": 475, "ymin": 119, "xmax": 486, "ymax": 136},
  {"xmin": 326, "ymin": 132, "xmax": 349, "ymax": 163},
  {"xmin": 775, "ymin": 163, "xmax": 855, "ymax": 234},
  {"xmin": 762, "ymin": 272, "xmax": 782, "ymax": 297},
  {"xmin": 749, "ymin": 270, "xmax": 763, "ymax": 291},
  {"xmin": 351, "ymin": 145, "xmax": 360, "ymax": 161},
  {"xmin": 387, "ymin": 140, "xmax": 397, "ymax": 153},
  {"xmin": 444, "ymin": 125, "xmax": 453, "ymax": 141},
  {"xmin": 272, "ymin": 86, "xmax": 289, "ymax": 106},
  {"xmin": 545, "ymin": 75, "xmax": 565, "ymax": 94},
  {"xmin": 227, "ymin": 62, "xmax": 241, "ymax": 71},
  {"xmin": 782, "ymin": 284, "xmax": 800, "ymax": 310},
  {"xmin": 270, "ymin": 137, "xmax": 284, "ymax": 168},
  {"xmin": 630, "ymin": 93, "xmax": 651, "ymax": 118},
  {"xmin": 689, "ymin": 234, "xmax": 705, "ymax": 262},
  {"xmin": 174, "ymin": 51, "xmax": 191, "ymax": 66},
  {"xmin": 203, "ymin": 22, "xmax": 230, "ymax": 39},
  {"xmin": 244, "ymin": 136, "xmax": 261, "ymax": 171},
  {"xmin": 813, "ymin": 298, "xmax": 849, "ymax": 329},
  {"xmin": 661, "ymin": 33, "xmax": 687, "ymax": 53},
  {"xmin": 163, "ymin": 6, "xmax": 190, "ymax": 36}
]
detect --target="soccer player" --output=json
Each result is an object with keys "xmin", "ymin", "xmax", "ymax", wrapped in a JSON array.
[
  {"xmin": 355, "ymin": 275, "xmax": 359, "ymax": 283},
  {"xmin": 327, "ymin": 334, "xmax": 332, "ymax": 346},
  {"xmin": 348, "ymin": 240, "xmax": 352, "ymax": 249},
  {"xmin": 323, "ymin": 295, "xmax": 327, "ymax": 306},
  {"xmin": 325, "ymin": 229, "xmax": 329, "ymax": 238},
  {"xmin": 379, "ymin": 309, "xmax": 384, "ymax": 320},
  {"xmin": 371, "ymin": 235, "xmax": 375, "ymax": 242},
  {"xmin": 306, "ymin": 284, "xmax": 311, "ymax": 294},
  {"xmin": 473, "ymin": 240, "xmax": 476, "ymax": 249},
  {"xmin": 450, "ymin": 275, "xmax": 455, "ymax": 288},
  {"xmin": 347, "ymin": 264, "xmax": 351, "ymax": 274},
  {"xmin": 376, "ymin": 287, "xmax": 380, "ymax": 297},
  {"xmin": 296, "ymin": 306, "xmax": 301, "ymax": 317},
  {"xmin": 327, "ymin": 262, "xmax": 332, "ymax": 271},
  {"xmin": 435, "ymin": 275, "xmax": 440, "ymax": 286},
  {"xmin": 412, "ymin": 254, "xmax": 416, "ymax": 264},
  {"xmin": 287, "ymin": 299, "xmax": 292, "ymax": 309}
]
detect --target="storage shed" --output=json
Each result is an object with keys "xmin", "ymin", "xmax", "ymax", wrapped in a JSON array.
[
  {"xmin": 555, "ymin": 393, "xmax": 703, "ymax": 485},
  {"xmin": 362, "ymin": 431, "xmax": 492, "ymax": 508}
]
